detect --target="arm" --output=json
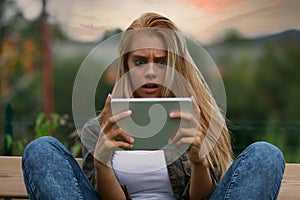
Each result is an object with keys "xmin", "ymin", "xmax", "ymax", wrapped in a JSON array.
[
  {"xmin": 169, "ymin": 97, "xmax": 214, "ymax": 199},
  {"xmin": 93, "ymin": 94, "xmax": 134, "ymax": 199},
  {"xmin": 94, "ymin": 160, "xmax": 126, "ymax": 200},
  {"xmin": 81, "ymin": 118, "xmax": 130, "ymax": 200},
  {"xmin": 189, "ymin": 159, "xmax": 213, "ymax": 200}
]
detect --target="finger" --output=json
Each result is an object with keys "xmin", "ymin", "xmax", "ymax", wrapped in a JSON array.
[
  {"xmin": 169, "ymin": 128, "xmax": 197, "ymax": 144},
  {"xmin": 108, "ymin": 128, "xmax": 134, "ymax": 144},
  {"xmin": 175, "ymin": 137, "xmax": 194, "ymax": 148},
  {"xmin": 113, "ymin": 141, "xmax": 133, "ymax": 149},
  {"xmin": 104, "ymin": 110, "xmax": 132, "ymax": 131},
  {"xmin": 100, "ymin": 94, "xmax": 112, "ymax": 123},
  {"xmin": 170, "ymin": 111, "xmax": 192, "ymax": 120},
  {"xmin": 99, "ymin": 129, "xmax": 134, "ymax": 150},
  {"xmin": 102, "ymin": 131, "xmax": 134, "ymax": 150},
  {"xmin": 170, "ymin": 112, "xmax": 198, "ymax": 128},
  {"xmin": 176, "ymin": 134, "xmax": 204, "ymax": 150}
]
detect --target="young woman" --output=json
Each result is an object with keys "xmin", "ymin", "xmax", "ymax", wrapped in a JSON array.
[{"xmin": 22, "ymin": 13, "xmax": 285, "ymax": 200}]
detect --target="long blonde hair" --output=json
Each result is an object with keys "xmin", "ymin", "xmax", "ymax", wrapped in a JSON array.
[{"xmin": 112, "ymin": 12, "xmax": 232, "ymax": 179}]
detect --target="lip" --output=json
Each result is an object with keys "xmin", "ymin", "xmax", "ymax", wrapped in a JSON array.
[
  {"xmin": 142, "ymin": 83, "xmax": 159, "ymax": 94},
  {"xmin": 143, "ymin": 87, "xmax": 158, "ymax": 94}
]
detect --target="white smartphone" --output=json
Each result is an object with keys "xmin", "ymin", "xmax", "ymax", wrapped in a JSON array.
[{"xmin": 110, "ymin": 97, "xmax": 193, "ymax": 150}]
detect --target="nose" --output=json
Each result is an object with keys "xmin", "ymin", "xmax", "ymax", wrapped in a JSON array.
[{"xmin": 144, "ymin": 63, "xmax": 157, "ymax": 79}]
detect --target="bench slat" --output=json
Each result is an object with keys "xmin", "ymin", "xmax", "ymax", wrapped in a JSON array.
[
  {"xmin": 0, "ymin": 156, "xmax": 299, "ymax": 199},
  {"xmin": 279, "ymin": 164, "xmax": 300, "ymax": 199},
  {"xmin": 0, "ymin": 156, "xmax": 82, "ymax": 199},
  {"xmin": 0, "ymin": 156, "xmax": 27, "ymax": 198}
]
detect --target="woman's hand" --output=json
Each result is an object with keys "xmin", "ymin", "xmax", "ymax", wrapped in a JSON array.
[
  {"xmin": 94, "ymin": 94, "xmax": 134, "ymax": 166},
  {"xmin": 168, "ymin": 97, "xmax": 208, "ymax": 166},
  {"xmin": 169, "ymin": 97, "xmax": 213, "ymax": 199}
]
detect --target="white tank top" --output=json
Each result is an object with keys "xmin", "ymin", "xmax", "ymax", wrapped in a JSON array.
[{"xmin": 112, "ymin": 150, "xmax": 175, "ymax": 200}]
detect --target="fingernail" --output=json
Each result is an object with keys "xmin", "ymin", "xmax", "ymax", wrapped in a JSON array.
[
  {"xmin": 169, "ymin": 113, "xmax": 174, "ymax": 117},
  {"xmin": 127, "ymin": 110, "xmax": 132, "ymax": 115},
  {"xmin": 130, "ymin": 137, "xmax": 134, "ymax": 143}
]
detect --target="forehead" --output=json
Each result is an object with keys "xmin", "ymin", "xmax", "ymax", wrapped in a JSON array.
[
  {"xmin": 129, "ymin": 32, "xmax": 166, "ymax": 52},
  {"xmin": 128, "ymin": 48, "xmax": 167, "ymax": 58}
]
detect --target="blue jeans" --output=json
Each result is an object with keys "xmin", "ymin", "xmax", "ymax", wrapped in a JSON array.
[
  {"xmin": 22, "ymin": 136, "xmax": 99, "ymax": 200},
  {"xmin": 209, "ymin": 141, "xmax": 285, "ymax": 200},
  {"xmin": 22, "ymin": 136, "xmax": 285, "ymax": 199}
]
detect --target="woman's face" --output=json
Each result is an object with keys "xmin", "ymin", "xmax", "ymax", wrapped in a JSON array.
[{"xmin": 127, "ymin": 33, "xmax": 167, "ymax": 98}]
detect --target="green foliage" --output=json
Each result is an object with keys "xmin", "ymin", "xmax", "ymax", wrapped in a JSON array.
[
  {"xmin": 2, "ymin": 112, "xmax": 81, "ymax": 156},
  {"xmin": 16, "ymin": 140, "xmax": 24, "ymax": 155},
  {"xmin": 221, "ymin": 33, "xmax": 300, "ymax": 162},
  {"xmin": 70, "ymin": 140, "xmax": 82, "ymax": 157},
  {"xmin": 5, "ymin": 134, "xmax": 13, "ymax": 150},
  {"xmin": 1, "ymin": 4, "xmax": 299, "ymax": 162},
  {"xmin": 35, "ymin": 113, "xmax": 60, "ymax": 138},
  {"xmin": 254, "ymin": 39, "xmax": 300, "ymax": 120}
]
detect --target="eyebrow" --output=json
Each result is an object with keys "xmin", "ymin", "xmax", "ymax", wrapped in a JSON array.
[{"xmin": 131, "ymin": 55, "xmax": 167, "ymax": 60}]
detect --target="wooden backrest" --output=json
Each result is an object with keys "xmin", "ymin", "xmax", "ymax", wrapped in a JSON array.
[
  {"xmin": 0, "ymin": 156, "xmax": 82, "ymax": 198},
  {"xmin": 0, "ymin": 156, "xmax": 299, "ymax": 199},
  {"xmin": 280, "ymin": 163, "xmax": 300, "ymax": 199},
  {"xmin": 0, "ymin": 156, "xmax": 27, "ymax": 198}
]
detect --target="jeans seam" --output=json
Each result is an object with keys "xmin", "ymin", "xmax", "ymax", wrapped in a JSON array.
[
  {"xmin": 224, "ymin": 153, "xmax": 246, "ymax": 200},
  {"xmin": 66, "ymin": 154, "xmax": 84, "ymax": 200},
  {"xmin": 224, "ymin": 144, "xmax": 256, "ymax": 200},
  {"xmin": 271, "ymin": 158, "xmax": 286, "ymax": 200},
  {"xmin": 49, "ymin": 139, "xmax": 84, "ymax": 200},
  {"xmin": 23, "ymin": 161, "xmax": 38, "ymax": 199}
]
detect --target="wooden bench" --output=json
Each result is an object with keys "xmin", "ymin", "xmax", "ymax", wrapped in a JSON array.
[
  {"xmin": 0, "ymin": 156, "xmax": 82, "ymax": 199},
  {"xmin": 0, "ymin": 156, "xmax": 299, "ymax": 199}
]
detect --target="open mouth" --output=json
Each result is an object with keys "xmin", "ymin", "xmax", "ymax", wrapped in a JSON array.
[{"xmin": 142, "ymin": 83, "xmax": 159, "ymax": 89}]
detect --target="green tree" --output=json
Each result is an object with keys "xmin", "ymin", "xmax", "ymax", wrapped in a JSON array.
[{"xmin": 254, "ymin": 38, "xmax": 300, "ymax": 121}]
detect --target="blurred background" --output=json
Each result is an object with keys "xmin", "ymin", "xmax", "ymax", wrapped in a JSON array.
[{"xmin": 0, "ymin": 0, "xmax": 299, "ymax": 162}]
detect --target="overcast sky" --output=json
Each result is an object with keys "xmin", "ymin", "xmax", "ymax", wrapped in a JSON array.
[{"xmin": 16, "ymin": 0, "xmax": 300, "ymax": 45}]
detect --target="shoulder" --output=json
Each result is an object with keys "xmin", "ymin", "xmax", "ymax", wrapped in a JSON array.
[
  {"xmin": 80, "ymin": 116, "xmax": 103, "ymax": 144},
  {"xmin": 81, "ymin": 116, "xmax": 102, "ymax": 135},
  {"xmin": 80, "ymin": 116, "xmax": 102, "ymax": 168}
]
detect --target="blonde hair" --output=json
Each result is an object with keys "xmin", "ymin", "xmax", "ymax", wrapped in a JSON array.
[{"xmin": 112, "ymin": 12, "xmax": 232, "ymax": 179}]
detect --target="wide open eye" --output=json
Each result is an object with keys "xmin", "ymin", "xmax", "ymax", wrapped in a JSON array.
[
  {"xmin": 134, "ymin": 59, "xmax": 146, "ymax": 66},
  {"xmin": 156, "ymin": 59, "xmax": 166, "ymax": 68}
]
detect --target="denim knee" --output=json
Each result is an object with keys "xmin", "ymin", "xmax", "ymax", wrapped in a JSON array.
[
  {"xmin": 209, "ymin": 142, "xmax": 285, "ymax": 200},
  {"xmin": 22, "ymin": 136, "xmax": 66, "ymax": 168},
  {"xmin": 246, "ymin": 141, "xmax": 285, "ymax": 169},
  {"xmin": 23, "ymin": 136, "xmax": 57, "ymax": 157}
]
